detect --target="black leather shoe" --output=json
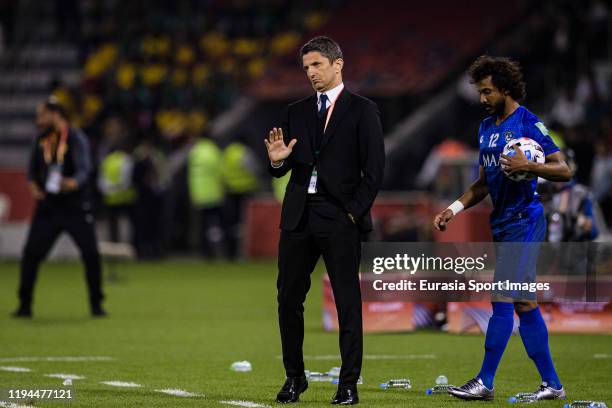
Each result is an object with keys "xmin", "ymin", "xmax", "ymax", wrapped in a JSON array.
[
  {"xmin": 91, "ymin": 306, "xmax": 107, "ymax": 317},
  {"xmin": 331, "ymin": 386, "xmax": 359, "ymax": 405},
  {"xmin": 11, "ymin": 307, "xmax": 32, "ymax": 318},
  {"xmin": 276, "ymin": 376, "xmax": 308, "ymax": 404}
]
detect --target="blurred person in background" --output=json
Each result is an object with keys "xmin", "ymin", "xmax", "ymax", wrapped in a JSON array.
[
  {"xmin": 221, "ymin": 134, "xmax": 261, "ymax": 260},
  {"xmin": 98, "ymin": 145, "xmax": 136, "ymax": 245},
  {"xmin": 132, "ymin": 139, "xmax": 167, "ymax": 259},
  {"xmin": 13, "ymin": 97, "xmax": 105, "ymax": 318},
  {"xmin": 591, "ymin": 132, "xmax": 612, "ymax": 227},
  {"xmin": 539, "ymin": 149, "xmax": 599, "ymax": 243},
  {"xmin": 188, "ymin": 134, "xmax": 225, "ymax": 259},
  {"xmin": 416, "ymin": 137, "xmax": 471, "ymax": 200}
]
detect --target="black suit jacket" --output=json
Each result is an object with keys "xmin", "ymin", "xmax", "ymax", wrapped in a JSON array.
[{"xmin": 269, "ymin": 88, "xmax": 385, "ymax": 232}]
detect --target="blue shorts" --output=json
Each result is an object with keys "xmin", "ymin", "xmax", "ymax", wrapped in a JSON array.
[{"xmin": 492, "ymin": 213, "xmax": 547, "ymax": 301}]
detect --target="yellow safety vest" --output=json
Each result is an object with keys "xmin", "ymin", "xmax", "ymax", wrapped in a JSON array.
[
  {"xmin": 222, "ymin": 142, "xmax": 259, "ymax": 194},
  {"xmin": 188, "ymin": 139, "xmax": 224, "ymax": 207},
  {"xmin": 272, "ymin": 171, "xmax": 291, "ymax": 203},
  {"xmin": 101, "ymin": 151, "xmax": 136, "ymax": 206}
]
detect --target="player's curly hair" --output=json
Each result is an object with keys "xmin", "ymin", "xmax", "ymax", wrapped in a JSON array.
[{"xmin": 468, "ymin": 55, "xmax": 526, "ymax": 101}]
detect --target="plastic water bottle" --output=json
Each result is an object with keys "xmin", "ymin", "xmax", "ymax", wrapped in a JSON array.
[
  {"xmin": 380, "ymin": 379, "xmax": 411, "ymax": 390},
  {"xmin": 230, "ymin": 361, "xmax": 252, "ymax": 372},
  {"xmin": 307, "ymin": 372, "xmax": 332, "ymax": 382},
  {"xmin": 564, "ymin": 402, "xmax": 608, "ymax": 408},
  {"xmin": 328, "ymin": 367, "xmax": 341, "ymax": 378},
  {"xmin": 508, "ymin": 392, "xmax": 537, "ymax": 403},
  {"xmin": 332, "ymin": 376, "xmax": 363, "ymax": 385},
  {"xmin": 435, "ymin": 375, "xmax": 448, "ymax": 385},
  {"xmin": 426, "ymin": 384, "xmax": 454, "ymax": 395}
]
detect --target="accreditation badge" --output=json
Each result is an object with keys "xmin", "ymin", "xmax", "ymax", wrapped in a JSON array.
[
  {"xmin": 45, "ymin": 164, "xmax": 63, "ymax": 194},
  {"xmin": 308, "ymin": 167, "xmax": 318, "ymax": 194}
]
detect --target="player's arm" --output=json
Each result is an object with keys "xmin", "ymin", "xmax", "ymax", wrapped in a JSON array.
[
  {"xmin": 500, "ymin": 150, "xmax": 572, "ymax": 182},
  {"xmin": 27, "ymin": 137, "xmax": 45, "ymax": 200},
  {"xmin": 433, "ymin": 166, "xmax": 488, "ymax": 231}
]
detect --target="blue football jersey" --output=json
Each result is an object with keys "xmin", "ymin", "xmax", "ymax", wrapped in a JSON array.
[{"xmin": 478, "ymin": 106, "xmax": 559, "ymax": 230}]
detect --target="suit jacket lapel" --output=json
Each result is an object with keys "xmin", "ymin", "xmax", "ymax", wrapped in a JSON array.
[
  {"xmin": 305, "ymin": 94, "xmax": 318, "ymax": 155},
  {"xmin": 319, "ymin": 89, "xmax": 351, "ymax": 152}
]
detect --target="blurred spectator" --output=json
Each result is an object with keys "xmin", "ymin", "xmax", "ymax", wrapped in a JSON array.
[
  {"xmin": 549, "ymin": 86, "xmax": 586, "ymax": 129},
  {"xmin": 98, "ymin": 147, "xmax": 136, "ymax": 245},
  {"xmin": 416, "ymin": 138, "xmax": 471, "ymax": 199},
  {"xmin": 188, "ymin": 135, "xmax": 225, "ymax": 259},
  {"xmin": 132, "ymin": 140, "xmax": 167, "ymax": 259},
  {"xmin": 539, "ymin": 150, "xmax": 599, "ymax": 242},
  {"xmin": 272, "ymin": 171, "xmax": 291, "ymax": 203},
  {"xmin": 591, "ymin": 135, "xmax": 612, "ymax": 227},
  {"xmin": 221, "ymin": 137, "xmax": 261, "ymax": 260},
  {"xmin": 381, "ymin": 202, "xmax": 434, "ymax": 242}
]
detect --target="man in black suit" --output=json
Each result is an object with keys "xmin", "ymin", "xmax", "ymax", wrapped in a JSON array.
[
  {"xmin": 265, "ymin": 36, "xmax": 385, "ymax": 405},
  {"xmin": 13, "ymin": 97, "xmax": 105, "ymax": 318}
]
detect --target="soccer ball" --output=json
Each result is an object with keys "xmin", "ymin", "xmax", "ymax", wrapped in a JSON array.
[{"xmin": 501, "ymin": 137, "xmax": 545, "ymax": 181}]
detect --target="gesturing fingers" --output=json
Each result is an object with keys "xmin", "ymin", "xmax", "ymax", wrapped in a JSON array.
[{"xmin": 269, "ymin": 127, "xmax": 283, "ymax": 142}]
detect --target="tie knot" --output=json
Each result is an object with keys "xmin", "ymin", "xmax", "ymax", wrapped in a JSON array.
[{"xmin": 320, "ymin": 93, "xmax": 328, "ymax": 107}]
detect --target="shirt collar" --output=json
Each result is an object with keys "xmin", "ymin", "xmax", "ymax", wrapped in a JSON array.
[{"xmin": 317, "ymin": 82, "xmax": 344, "ymax": 105}]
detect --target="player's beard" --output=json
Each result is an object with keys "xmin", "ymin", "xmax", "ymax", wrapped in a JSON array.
[{"xmin": 484, "ymin": 99, "xmax": 505, "ymax": 116}]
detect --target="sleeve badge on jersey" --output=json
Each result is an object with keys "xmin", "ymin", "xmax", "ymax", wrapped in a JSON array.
[{"xmin": 535, "ymin": 122, "xmax": 549, "ymax": 135}]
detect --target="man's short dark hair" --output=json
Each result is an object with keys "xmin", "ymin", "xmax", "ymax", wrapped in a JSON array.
[
  {"xmin": 468, "ymin": 55, "xmax": 526, "ymax": 101},
  {"xmin": 300, "ymin": 36, "xmax": 343, "ymax": 63},
  {"xmin": 44, "ymin": 96, "xmax": 68, "ymax": 119}
]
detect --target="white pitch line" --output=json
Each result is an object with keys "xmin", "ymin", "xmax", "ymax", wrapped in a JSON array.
[
  {"xmin": 280, "ymin": 354, "xmax": 436, "ymax": 360},
  {"xmin": 0, "ymin": 356, "xmax": 113, "ymax": 363},
  {"xmin": 45, "ymin": 373, "xmax": 85, "ymax": 380},
  {"xmin": 0, "ymin": 366, "xmax": 31, "ymax": 372},
  {"xmin": 155, "ymin": 389, "xmax": 202, "ymax": 397},
  {"xmin": 100, "ymin": 381, "xmax": 142, "ymax": 388},
  {"xmin": 0, "ymin": 401, "xmax": 37, "ymax": 408},
  {"xmin": 220, "ymin": 400, "xmax": 272, "ymax": 408},
  {"xmin": 593, "ymin": 353, "xmax": 610, "ymax": 359}
]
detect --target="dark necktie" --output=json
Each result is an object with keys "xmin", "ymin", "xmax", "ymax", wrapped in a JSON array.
[
  {"xmin": 318, "ymin": 93, "xmax": 329, "ymax": 118},
  {"xmin": 316, "ymin": 94, "xmax": 328, "ymax": 151}
]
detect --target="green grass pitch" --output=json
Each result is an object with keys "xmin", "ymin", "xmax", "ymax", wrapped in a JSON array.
[{"xmin": 0, "ymin": 260, "xmax": 610, "ymax": 407}]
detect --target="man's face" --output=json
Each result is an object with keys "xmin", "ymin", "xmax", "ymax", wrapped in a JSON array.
[
  {"xmin": 302, "ymin": 51, "xmax": 343, "ymax": 92},
  {"xmin": 35, "ymin": 104, "xmax": 55, "ymax": 132},
  {"xmin": 475, "ymin": 76, "xmax": 506, "ymax": 116}
]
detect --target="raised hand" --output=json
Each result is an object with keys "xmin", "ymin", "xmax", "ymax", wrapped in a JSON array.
[{"xmin": 264, "ymin": 127, "xmax": 297, "ymax": 164}]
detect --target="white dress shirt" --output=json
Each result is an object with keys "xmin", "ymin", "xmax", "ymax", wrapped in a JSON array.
[{"xmin": 317, "ymin": 82, "xmax": 344, "ymax": 112}]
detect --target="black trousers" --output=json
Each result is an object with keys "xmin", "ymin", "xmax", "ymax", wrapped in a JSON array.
[
  {"xmin": 222, "ymin": 193, "xmax": 248, "ymax": 260},
  {"xmin": 277, "ymin": 197, "xmax": 362, "ymax": 385},
  {"xmin": 106, "ymin": 204, "xmax": 135, "ymax": 244},
  {"xmin": 198, "ymin": 206, "xmax": 225, "ymax": 258},
  {"xmin": 18, "ymin": 201, "xmax": 104, "ymax": 311}
]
